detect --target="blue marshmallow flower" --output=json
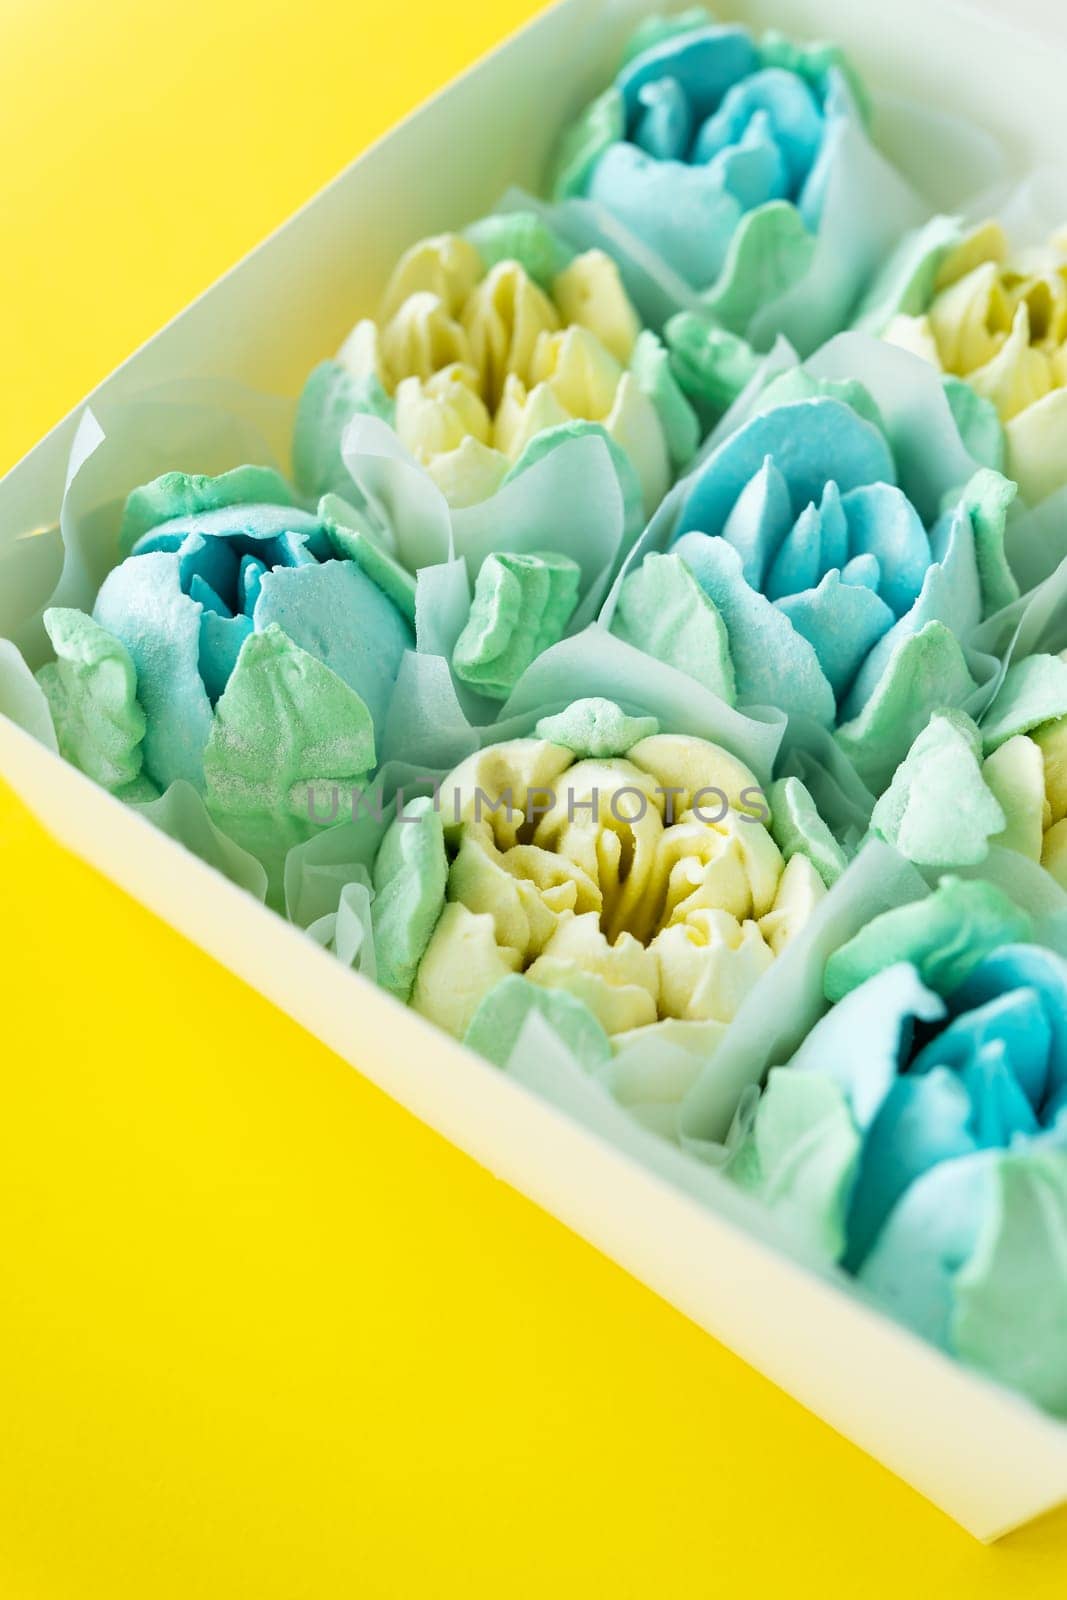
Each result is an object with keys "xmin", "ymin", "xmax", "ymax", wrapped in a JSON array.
[
  {"xmin": 552, "ymin": 16, "xmax": 914, "ymax": 349},
  {"xmin": 582, "ymin": 25, "xmax": 836, "ymax": 289},
  {"xmin": 659, "ymin": 386, "xmax": 1017, "ymax": 788},
  {"xmin": 731, "ymin": 882, "xmax": 1067, "ymax": 1415},
  {"xmin": 90, "ymin": 465, "xmax": 413, "ymax": 795}
]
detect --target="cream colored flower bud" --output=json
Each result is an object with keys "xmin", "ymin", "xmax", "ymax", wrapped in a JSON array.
[
  {"xmin": 337, "ymin": 317, "xmax": 386, "ymax": 383},
  {"xmin": 983, "ymin": 682, "xmax": 1067, "ymax": 888},
  {"xmin": 492, "ymin": 374, "xmax": 571, "ymax": 460},
  {"xmin": 461, "ymin": 261, "xmax": 561, "ymax": 409},
  {"xmin": 411, "ymin": 732, "xmax": 825, "ymax": 1042},
  {"xmin": 528, "ymin": 325, "xmax": 623, "ymax": 417},
  {"xmin": 551, "ymin": 249, "xmax": 641, "ymax": 363},
  {"xmin": 381, "ymin": 291, "xmax": 472, "ymax": 385},
  {"xmin": 394, "ymin": 365, "xmax": 492, "ymax": 464},
  {"xmin": 379, "ymin": 232, "xmax": 484, "ymax": 322}
]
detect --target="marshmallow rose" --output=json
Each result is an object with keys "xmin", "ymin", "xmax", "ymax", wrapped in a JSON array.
[
  {"xmin": 372, "ymin": 701, "xmax": 826, "ymax": 1045},
  {"xmin": 37, "ymin": 466, "xmax": 413, "ymax": 898},
  {"xmin": 550, "ymin": 9, "xmax": 924, "ymax": 375},
  {"xmin": 303, "ymin": 214, "xmax": 697, "ymax": 518},
  {"xmin": 875, "ymin": 221, "xmax": 1067, "ymax": 505},
  {"xmin": 732, "ymin": 878, "xmax": 1067, "ymax": 1416},
  {"xmin": 630, "ymin": 381, "xmax": 1018, "ymax": 789}
]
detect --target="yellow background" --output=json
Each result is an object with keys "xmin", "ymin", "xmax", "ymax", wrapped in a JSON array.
[{"xmin": 1, "ymin": 1, "xmax": 1066, "ymax": 1593}]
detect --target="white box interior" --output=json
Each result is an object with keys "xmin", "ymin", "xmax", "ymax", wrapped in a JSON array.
[{"xmin": 3, "ymin": 0, "xmax": 1067, "ymax": 1540}]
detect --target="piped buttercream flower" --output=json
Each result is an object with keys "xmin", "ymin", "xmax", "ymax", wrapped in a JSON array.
[
  {"xmin": 617, "ymin": 374, "xmax": 1018, "ymax": 789},
  {"xmin": 368, "ymin": 699, "xmax": 827, "ymax": 1046},
  {"xmin": 731, "ymin": 877, "xmax": 1067, "ymax": 1416},
  {"xmin": 311, "ymin": 213, "xmax": 697, "ymax": 516}
]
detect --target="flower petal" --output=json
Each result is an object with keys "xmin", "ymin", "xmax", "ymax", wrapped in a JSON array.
[
  {"xmin": 93, "ymin": 550, "xmax": 214, "ymax": 791},
  {"xmin": 823, "ymin": 876, "xmax": 1032, "ymax": 1003},
  {"xmin": 616, "ymin": 24, "xmax": 758, "ymax": 125},
  {"xmin": 611, "ymin": 552, "xmax": 736, "ymax": 706},
  {"xmin": 674, "ymin": 531, "xmax": 835, "ymax": 724},
  {"xmin": 465, "ymin": 974, "xmax": 613, "ymax": 1070},
  {"xmin": 673, "ymin": 397, "xmax": 896, "ymax": 540},
  {"xmin": 692, "ymin": 67, "xmax": 823, "ymax": 190},
  {"xmin": 775, "ymin": 566, "xmax": 895, "ymax": 702},
  {"xmin": 252, "ymin": 560, "xmax": 413, "ymax": 739}
]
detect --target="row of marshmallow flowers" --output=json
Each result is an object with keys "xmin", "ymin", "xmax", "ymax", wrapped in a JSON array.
[
  {"xmin": 30, "ymin": 173, "xmax": 708, "ymax": 899},
  {"xmin": 35, "ymin": 331, "xmax": 1036, "ymax": 900}
]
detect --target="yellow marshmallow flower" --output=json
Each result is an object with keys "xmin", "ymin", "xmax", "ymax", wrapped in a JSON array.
[
  {"xmin": 337, "ymin": 232, "xmax": 675, "ymax": 515},
  {"xmin": 885, "ymin": 221, "xmax": 1067, "ymax": 504},
  {"xmin": 409, "ymin": 732, "xmax": 825, "ymax": 1043}
]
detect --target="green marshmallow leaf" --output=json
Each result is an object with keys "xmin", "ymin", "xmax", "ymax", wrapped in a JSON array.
[
  {"xmin": 203, "ymin": 624, "xmax": 377, "ymax": 902},
  {"xmin": 755, "ymin": 367, "xmax": 885, "ymax": 434},
  {"xmin": 318, "ymin": 492, "xmax": 417, "ymax": 624},
  {"xmin": 768, "ymin": 775, "xmax": 848, "ymax": 888},
  {"xmin": 465, "ymin": 210, "xmax": 575, "ymax": 290},
  {"xmin": 702, "ymin": 200, "xmax": 816, "ymax": 337},
  {"xmin": 953, "ymin": 1150, "xmax": 1067, "ymax": 1418},
  {"xmin": 628, "ymin": 330, "xmax": 700, "ymax": 470},
  {"xmin": 371, "ymin": 795, "xmax": 448, "ymax": 1002},
  {"xmin": 38, "ymin": 607, "xmax": 148, "ymax": 793},
  {"xmin": 612, "ymin": 552, "xmax": 736, "ymax": 706},
  {"xmin": 549, "ymin": 85, "xmax": 625, "ymax": 201},
  {"xmin": 534, "ymin": 697, "xmax": 659, "ymax": 759},
  {"xmin": 869, "ymin": 709, "xmax": 1006, "ymax": 868},
  {"xmin": 835, "ymin": 621, "xmax": 979, "ymax": 793},
  {"xmin": 943, "ymin": 378, "xmax": 1005, "ymax": 476},
  {"xmin": 622, "ymin": 7, "xmax": 712, "ymax": 64},
  {"xmin": 665, "ymin": 311, "xmax": 761, "ymax": 421},
  {"xmin": 730, "ymin": 1068, "xmax": 861, "ymax": 1262},
  {"xmin": 824, "ymin": 875, "xmax": 1033, "ymax": 1003},
  {"xmin": 851, "ymin": 213, "xmax": 965, "ymax": 335},
  {"xmin": 982, "ymin": 652, "xmax": 1067, "ymax": 751},
  {"xmin": 759, "ymin": 29, "xmax": 871, "ymax": 123},
  {"xmin": 452, "ymin": 550, "xmax": 581, "ymax": 701},
  {"xmin": 957, "ymin": 467, "xmax": 1019, "ymax": 618},
  {"xmin": 120, "ymin": 465, "xmax": 295, "ymax": 556}
]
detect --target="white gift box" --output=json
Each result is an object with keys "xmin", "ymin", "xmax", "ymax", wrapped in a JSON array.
[{"xmin": 2, "ymin": 0, "xmax": 1067, "ymax": 1541}]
